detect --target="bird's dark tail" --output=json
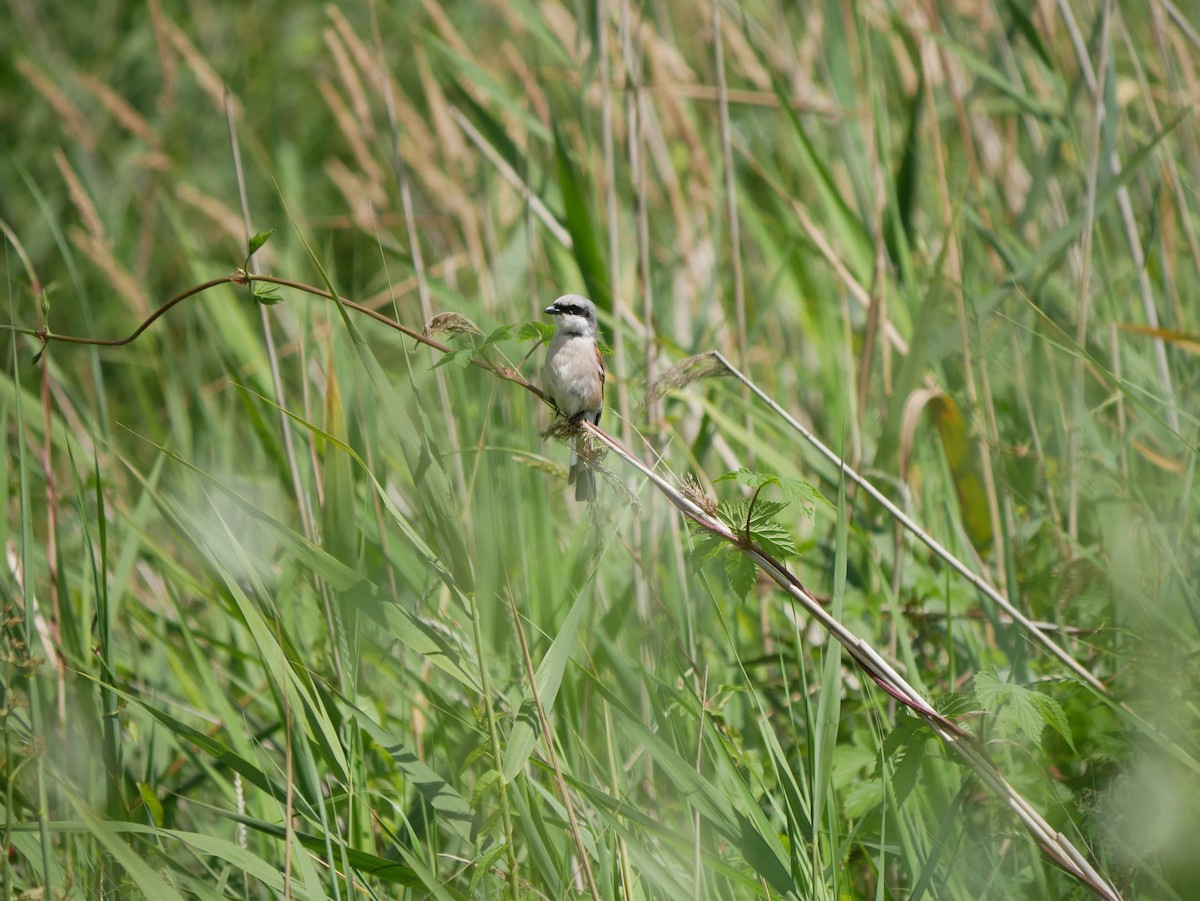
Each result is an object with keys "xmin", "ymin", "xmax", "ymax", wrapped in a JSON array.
[{"xmin": 572, "ymin": 461, "xmax": 595, "ymax": 502}]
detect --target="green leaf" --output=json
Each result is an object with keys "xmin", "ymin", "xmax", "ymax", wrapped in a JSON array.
[
  {"xmin": 748, "ymin": 518, "xmax": 799, "ymax": 560},
  {"xmin": 247, "ymin": 228, "xmax": 276, "ymax": 256},
  {"xmin": 138, "ymin": 784, "xmax": 165, "ymax": 828},
  {"xmin": 717, "ymin": 498, "xmax": 798, "ymax": 559},
  {"xmin": 584, "ymin": 678, "xmax": 796, "ymax": 895},
  {"xmin": 480, "ymin": 324, "xmax": 515, "ymax": 347},
  {"xmin": 716, "ymin": 468, "xmax": 830, "ymax": 516},
  {"xmin": 688, "ymin": 528, "xmax": 729, "ymax": 572},
  {"xmin": 251, "ymin": 283, "xmax": 283, "ymax": 306},
  {"xmin": 843, "ymin": 777, "xmax": 884, "ymax": 819},
  {"xmin": 336, "ymin": 695, "xmax": 477, "ymax": 843},
  {"xmin": 725, "ymin": 551, "xmax": 758, "ymax": 601},
  {"xmin": 432, "ymin": 347, "xmax": 473, "ymax": 370},
  {"xmin": 975, "ymin": 667, "xmax": 1047, "ymax": 746},
  {"xmin": 890, "ymin": 735, "xmax": 926, "ymax": 807},
  {"xmin": 502, "ymin": 578, "xmax": 594, "ymax": 781},
  {"xmin": 1031, "ymin": 692, "xmax": 1075, "ymax": 752},
  {"xmin": 57, "ymin": 781, "xmax": 187, "ymax": 901},
  {"xmin": 714, "ymin": 468, "xmax": 775, "ymax": 488},
  {"xmin": 518, "ymin": 320, "xmax": 556, "ymax": 343},
  {"xmin": 553, "ymin": 120, "xmax": 608, "ymax": 310}
]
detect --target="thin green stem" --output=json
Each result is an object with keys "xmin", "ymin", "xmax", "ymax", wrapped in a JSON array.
[{"xmin": 467, "ymin": 597, "xmax": 519, "ymax": 899}]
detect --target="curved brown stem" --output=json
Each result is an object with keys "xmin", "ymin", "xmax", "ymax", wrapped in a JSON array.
[{"xmin": 22, "ymin": 269, "xmax": 548, "ymax": 402}]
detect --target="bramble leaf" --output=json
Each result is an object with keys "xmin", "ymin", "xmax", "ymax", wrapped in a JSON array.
[
  {"xmin": 247, "ymin": 228, "xmax": 276, "ymax": 256},
  {"xmin": 519, "ymin": 320, "xmax": 557, "ymax": 343},
  {"xmin": 251, "ymin": 283, "xmax": 283, "ymax": 306},
  {"xmin": 975, "ymin": 667, "xmax": 1065, "ymax": 747},
  {"xmin": 725, "ymin": 552, "xmax": 758, "ymax": 601}
]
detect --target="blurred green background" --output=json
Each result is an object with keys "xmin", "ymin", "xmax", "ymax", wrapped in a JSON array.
[{"xmin": 2, "ymin": 0, "xmax": 1198, "ymax": 897}]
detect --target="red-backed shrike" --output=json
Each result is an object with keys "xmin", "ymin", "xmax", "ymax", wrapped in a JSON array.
[{"xmin": 542, "ymin": 294, "xmax": 604, "ymax": 501}]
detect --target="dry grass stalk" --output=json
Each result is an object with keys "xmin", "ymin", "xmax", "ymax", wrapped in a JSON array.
[
  {"xmin": 161, "ymin": 18, "xmax": 243, "ymax": 119},
  {"xmin": 68, "ymin": 227, "xmax": 151, "ymax": 319},
  {"xmin": 323, "ymin": 27, "xmax": 375, "ymax": 140},
  {"xmin": 16, "ymin": 59, "xmax": 97, "ymax": 152},
  {"xmin": 75, "ymin": 73, "xmax": 162, "ymax": 149},
  {"xmin": 53, "ymin": 149, "xmax": 107, "ymax": 246}
]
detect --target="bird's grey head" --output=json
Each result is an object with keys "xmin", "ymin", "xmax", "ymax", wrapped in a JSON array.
[{"xmin": 544, "ymin": 294, "xmax": 598, "ymax": 337}]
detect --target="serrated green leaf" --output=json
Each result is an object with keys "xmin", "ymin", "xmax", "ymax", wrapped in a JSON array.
[
  {"xmin": 725, "ymin": 551, "xmax": 758, "ymax": 601},
  {"xmin": 1031, "ymin": 693, "xmax": 1075, "ymax": 752},
  {"xmin": 750, "ymin": 519, "xmax": 798, "ymax": 560},
  {"xmin": 481, "ymin": 324, "xmax": 515, "ymax": 347},
  {"xmin": 843, "ymin": 778, "xmax": 884, "ymax": 819},
  {"xmin": 432, "ymin": 348, "xmax": 472, "ymax": 370},
  {"xmin": 519, "ymin": 320, "xmax": 556, "ymax": 342},
  {"xmin": 689, "ymin": 532, "xmax": 728, "ymax": 572},
  {"xmin": 882, "ymin": 713, "xmax": 932, "ymax": 758},
  {"xmin": 717, "ymin": 498, "xmax": 797, "ymax": 559},
  {"xmin": 720, "ymin": 498, "xmax": 787, "ymax": 531},
  {"xmin": 975, "ymin": 668, "xmax": 1044, "ymax": 744},
  {"xmin": 251, "ymin": 284, "xmax": 283, "ymax": 306},
  {"xmin": 973, "ymin": 667, "xmax": 1005, "ymax": 709},
  {"xmin": 247, "ymin": 227, "xmax": 276, "ymax": 255},
  {"xmin": 775, "ymin": 476, "xmax": 833, "ymax": 512},
  {"xmin": 1012, "ymin": 691, "xmax": 1045, "ymax": 744},
  {"xmin": 890, "ymin": 737, "xmax": 926, "ymax": 807},
  {"xmin": 715, "ymin": 468, "xmax": 777, "ymax": 489}
]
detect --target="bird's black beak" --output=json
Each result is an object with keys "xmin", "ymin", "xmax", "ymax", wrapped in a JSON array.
[{"xmin": 544, "ymin": 304, "xmax": 560, "ymax": 315}]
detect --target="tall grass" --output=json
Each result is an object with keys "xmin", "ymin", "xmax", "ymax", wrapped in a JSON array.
[{"xmin": 2, "ymin": 0, "xmax": 1198, "ymax": 897}]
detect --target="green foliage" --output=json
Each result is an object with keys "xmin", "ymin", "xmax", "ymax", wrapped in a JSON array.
[
  {"xmin": 1, "ymin": 1, "xmax": 1197, "ymax": 899},
  {"xmin": 974, "ymin": 667, "xmax": 1075, "ymax": 752}
]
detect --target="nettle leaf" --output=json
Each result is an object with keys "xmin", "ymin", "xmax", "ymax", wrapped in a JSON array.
[
  {"xmin": 432, "ymin": 347, "xmax": 474, "ymax": 370},
  {"xmin": 480, "ymin": 324, "xmax": 515, "ymax": 347},
  {"xmin": 719, "ymin": 499, "xmax": 798, "ymax": 559},
  {"xmin": 687, "ymin": 528, "xmax": 728, "ymax": 572},
  {"xmin": 974, "ymin": 668, "xmax": 1012, "ymax": 714},
  {"xmin": 935, "ymin": 690, "xmax": 973, "ymax": 720},
  {"xmin": 843, "ymin": 778, "xmax": 884, "ymax": 819},
  {"xmin": 974, "ymin": 668, "xmax": 1055, "ymax": 746},
  {"xmin": 251, "ymin": 283, "xmax": 283, "ymax": 306},
  {"xmin": 725, "ymin": 552, "xmax": 759, "ymax": 601},
  {"xmin": 777, "ymin": 476, "xmax": 832, "ymax": 516},
  {"xmin": 519, "ymin": 320, "xmax": 557, "ymax": 342},
  {"xmin": 720, "ymin": 498, "xmax": 787, "ymax": 530},
  {"xmin": 890, "ymin": 733, "xmax": 927, "ymax": 807},
  {"xmin": 1030, "ymin": 692, "xmax": 1075, "ymax": 752},
  {"xmin": 247, "ymin": 228, "xmax": 276, "ymax": 256},
  {"xmin": 715, "ymin": 468, "xmax": 774, "ymax": 488},
  {"xmin": 716, "ymin": 469, "xmax": 830, "ymax": 520},
  {"xmin": 686, "ymin": 522, "xmax": 760, "ymax": 601},
  {"xmin": 749, "ymin": 518, "xmax": 798, "ymax": 560}
]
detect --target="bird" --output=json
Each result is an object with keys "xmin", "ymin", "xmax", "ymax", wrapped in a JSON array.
[{"xmin": 541, "ymin": 294, "xmax": 605, "ymax": 501}]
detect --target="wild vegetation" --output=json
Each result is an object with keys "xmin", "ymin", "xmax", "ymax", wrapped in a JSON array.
[{"xmin": 2, "ymin": 0, "xmax": 1198, "ymax": 897}]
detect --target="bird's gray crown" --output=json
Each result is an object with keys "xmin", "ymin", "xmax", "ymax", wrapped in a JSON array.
[{"xmin": 544, "ymin": 294, "xmax": 595, "ymax": 320}]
